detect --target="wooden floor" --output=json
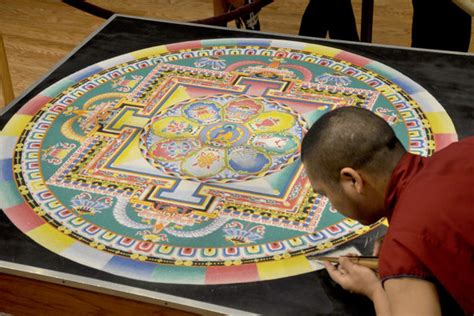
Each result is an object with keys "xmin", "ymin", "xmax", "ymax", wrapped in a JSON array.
[{"xmin": 0, "ymin": 0, "xmax": 473, "ymax": 105}]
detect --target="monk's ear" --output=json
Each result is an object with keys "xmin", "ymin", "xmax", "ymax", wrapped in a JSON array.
[{"xmin": 340, "ymin": 167, "xmax": 363, "ymax": 194}]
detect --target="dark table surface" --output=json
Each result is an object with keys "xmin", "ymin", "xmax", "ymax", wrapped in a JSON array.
[{"xmin": 1, "ymin": 16, "xmax": 473, "ymax": 315}]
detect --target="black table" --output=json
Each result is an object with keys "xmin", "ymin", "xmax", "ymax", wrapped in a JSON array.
[{"xmin": 1, "ymin": 15, "xmax": 473, "ymax": 315}]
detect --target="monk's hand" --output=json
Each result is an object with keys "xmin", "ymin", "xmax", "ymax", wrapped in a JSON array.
[{"xmin": 324, "ymin": 257, "xmax": 382, "ymax": 299}]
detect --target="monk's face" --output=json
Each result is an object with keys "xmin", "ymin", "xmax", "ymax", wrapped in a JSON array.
[{"xmin": 305, "ymin": 167, "xmax": 383, "ymax": 225}]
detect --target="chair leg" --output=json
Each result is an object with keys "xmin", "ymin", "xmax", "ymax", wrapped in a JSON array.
[
  {"xmin": 0, "ymin": 33, "xmax": 14, "ymax": 107},
  {"xmin": 361, "ymin": 0, "xmax": 374, "ymax": 42}
]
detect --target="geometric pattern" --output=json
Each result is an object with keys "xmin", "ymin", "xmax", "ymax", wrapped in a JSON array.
[
  {"xmin": 140, "ymin": 94, "xmax": 307, "ymax": 183},
  {"xmin": 0, "ymin": 38, "xmax": 457, "ymax": 284}
]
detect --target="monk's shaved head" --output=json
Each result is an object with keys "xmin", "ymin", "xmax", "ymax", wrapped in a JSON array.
[{"xmin": 301, "ymin": 107, "xmax": 405, "ymax": 188}]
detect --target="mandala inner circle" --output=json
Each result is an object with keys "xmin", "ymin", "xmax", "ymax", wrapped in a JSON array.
[{"xmin": 140, "ymin": 94, "xmax": 307, "ymax": 182}]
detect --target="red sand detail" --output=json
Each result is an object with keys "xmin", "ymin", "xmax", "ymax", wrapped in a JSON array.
[
  {"xmin": 167, "ymin": 40, "xmax": 202, "ymax": 52},
  {"xmin": 205, "ymin": 263, "xmax": 259, "ymax": 284},
  {"xmin": 335, "ymin": 51, "xmax": 371, "ymax": 67},
  {"xmin": 4, "ymin": 203, "xmax": 45, "ymax": 232},
  {"xmin": 435, "ymin": 133, "xmax": 458, "ymax": 151},
  {"xmin": 18, "ymin": 95, "xmax": 52, "ymax": 115}
]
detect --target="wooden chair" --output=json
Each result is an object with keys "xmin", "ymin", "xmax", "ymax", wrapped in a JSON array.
[
  {"xmin": 0, "ymin": 33, "xmax": 14, "ymax": 108},
  {"xmin": 62, "ymin": 0, "xmax": 274, "ymax": 27}
]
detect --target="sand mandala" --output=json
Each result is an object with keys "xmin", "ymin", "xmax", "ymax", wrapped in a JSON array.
[{"xmin": 0, "ymin": 38, "xmax": 457, "ymax": 284}]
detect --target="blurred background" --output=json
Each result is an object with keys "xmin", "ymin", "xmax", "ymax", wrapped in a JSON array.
[{"xmin": 1, "ymin": 0, "xmax": 473, "ymax": 106}]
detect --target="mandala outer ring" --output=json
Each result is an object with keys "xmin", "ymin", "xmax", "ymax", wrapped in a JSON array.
[{"xmin": 0, "ymin": 38, "xmax": 457, "ymax": 284}]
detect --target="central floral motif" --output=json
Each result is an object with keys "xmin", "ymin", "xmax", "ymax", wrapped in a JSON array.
[
  {"xmin": 140, "ymin": 94, "xmax": 307, "ymax": 182},
  {"xmin": 201, "ymin": 122, "xmax": 249, "ymax": 148}
]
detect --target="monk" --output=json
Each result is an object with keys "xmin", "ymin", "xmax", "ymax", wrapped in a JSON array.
[{"xmin": 301, "ymin": 106, "xmax": 473, "ymax": 315}]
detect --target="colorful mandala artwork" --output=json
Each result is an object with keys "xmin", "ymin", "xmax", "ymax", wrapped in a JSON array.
[
  {"xmin": 0, "ymin": 38, "xmax": 457, "ymax": 285},
  {"xmin": 141, "ymin": 94, "xmax": 305, "ymax": 182}
]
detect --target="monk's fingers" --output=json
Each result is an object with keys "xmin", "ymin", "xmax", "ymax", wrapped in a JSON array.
[
  {"xmin": 324, "ymin": 261, "xmax": 347, "ymax": 283},
  {"xmin": 337, "ymin": 266, "xmax": 348, "ymax": 275},
  {"xmin": 334, "ymin": 261, "xmax": 348, "ymax": 274},
  {"xmin": 339, "ymin": 256, "xmax": 357, "ymax": 271},
  {"xmin": 323, "ymin": 261, "xmax": 337, "ymax": 273}
]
